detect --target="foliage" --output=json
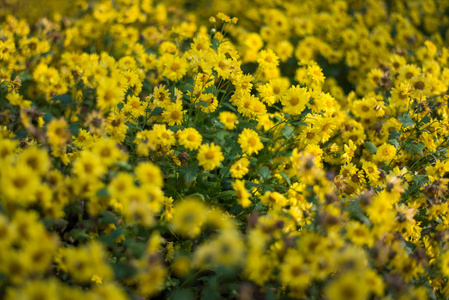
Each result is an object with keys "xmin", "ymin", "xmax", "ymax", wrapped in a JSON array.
[{"xmin": 1, "ymin": 0, "xmax": 449, "ymax": 299}]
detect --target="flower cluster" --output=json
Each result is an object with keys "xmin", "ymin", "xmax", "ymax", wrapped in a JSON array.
[{"xmin": 1, "ymin": 0, "xmax": 449, "ymax": 299}]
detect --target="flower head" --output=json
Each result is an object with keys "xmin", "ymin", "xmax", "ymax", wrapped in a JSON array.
[
  {"xmin": 238, "ymin": 128, "xmax": 264, "ymax": 156},
  {"xmin": 197, "ymin": 143, "xmax": 224, "ymax": 171},
  {"xmin": 178, "ymin": 128, "xmax": 202, "ymax": 151}
]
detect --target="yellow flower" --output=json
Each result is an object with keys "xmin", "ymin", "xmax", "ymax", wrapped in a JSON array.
[
  {"xmin": 105, "ymin": 112, "xmax": 128, "ymax": 143},
  {"xmin": 6, "ymin": 91, "xmax": 31, "ymax": 109},
  {"xmin": 1, "ymin": 165, "xmax": 39, "ymax": 205},
  {"xmin": 162, "ymin": 100, "xmax": 184, "ymax": 126},
  {"xmin": 213, "ymin": 52, "xmax": 231, "ymax": 79},
  {"xmin": 84, "ymin": 110, "xmax": 105, "ymax": 136},
  {"xmin": 363, "ymin": 269, "xmax": 385, "ymax": 296},
  {"xmin": 135, "ymin": 161, "xmax": 164, "ymax": 188},
  {"xmin": 13, "ymin": 280, "xmax": 60, "ymax": 300},
  {"xmin": 218, "ymin": 111, "xmax": 238, "ymax": 130},
  {"xmin": 362, "ymin": 161, "xmax": 380, "ymax": 185},
  {"xmin": 161, "ymin": 54, "xmax": 188, "ymax": 81},
  {"xmin": 440, "ymin": 251, "xmax": 449, "ymax": 278},
  {"xmin": 178, "ymin": 127, "xmax": 202, "ymax": 151},
  {"xmin": 260, "ymin": 191, "xmax": 287, "ymax": 207},
  {"xmin": 165, "ymin": 242, "xmax": 175, "ymax": 262},
  {"xmin": 280, "ymin": 249, "xmax": 311, "ymax": 289},
  {"xmin": 123, "ymin": 95, "xmax": 145, "ymax": 119},
  {"xmin": 197, "ymin": 143, "xmax": 224, "ymax": 171},
  {"xmin": 108, "ymin": 172, "xmax": 135, "ymax": 199},
  {"xmin": 325, "ymin": 272, "xmax": 369, "ymax": 300},
  {"xmin": 72, "ymin": 151, "xmax": 105, "ymax": 179},
  {"xmin": 374, "ymin": 144, "xmax": 397, "ymax": 162},
  {"xmin": 257, "ymin": 83, "xmax": 277, "ymax": 105},
  {"xmin": 244, "ymin": 249, "xmax": 274, "ymax": 285},
  {"xmin": 341, "ymin": 140, "xmax": 356, "ymax": 164},
  {"xmin": 135, "ymin": 260, "xmax": 167, "ymax": 297},
  {"xmin": 91, "ymin": 138, "xmax": 122, "ymax": 167},
  {"xmin": 198, "ymin": 93, "xmax": 218, "ymax": 113},
  {"xmin": 0, "ymin": 139, "xmax": 17, "ymax": 161},
  {"xmin": 17, "ymin": 146, "xmax": 50, "ymax": 176},
  {"xmin": 232, "ymin": 180, "xmax": 251, "ymax": 208},
  {"xmin": 217, "ymin": 12, "xmax": 232, "ymax": 23},
  {"xmin": 161, "ymin": 197, "xmax": 174, "ymax": 222},
  {"xmin": 307, "ymin": 64, "xmax": 325, "ymax": 84},
  {"xmin": 257, "ymin": 49, "xmax": 279, "ymax": 70},
  {"xmin": 238, "ymin": 128, "xmax": 263, "ymax": 156},
  {"xmin": 91, "ymin": 274, "xmax": 103, "ymax": 284},
  {"xmin": 96, "ymin": 77, "xmax": 124, "ymax": 113},
  {"xmin": 73, "ymin": 129, "xmax": 94, "ymax": 149},
  {"xmin": 194, "ymin": 230, "xmax": 244, "ymax": 268},
  {"xmin": 211, "ymin": 230, "xmax": 244, "ymax": 266},
  {"xmin": 230, "ymin": 157, "xmax": 250, "ymax": 179},
  {"xmin": 236, "ymin": 92, "xmax": 267, "ymax": 120},
  {"xmin": 170, "ymin": 197, "xmax": 207, "ymax": 238},
  {"xmin": 153, "ymin": 124, "xmax": 176, "ymax": 149},
  {"xmin": 281, "ymin": 85, "xmax": 309, "ymax": 115},
  {"xmin": 61, "ymin": 242, "xmax": 113, "ymax": 284},
  {"xmin": 426, "ymin": 160, "xmax": 449, "ymax": 181},
  {"xmin": 345, "ymin": 221, "xmax": 374, "ymax": 247},
  {"xmin": 47, "ymin": 118, "xmax": 70, "ymax": 147}
]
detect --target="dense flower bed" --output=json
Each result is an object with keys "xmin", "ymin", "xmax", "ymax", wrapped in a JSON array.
[{"xmin": 1, "ymin": 0, "xmax": 449, "ymax": 299}]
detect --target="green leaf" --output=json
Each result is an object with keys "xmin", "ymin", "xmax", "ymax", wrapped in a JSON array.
[
  {"xmin": 69, "ymin": 123, "xmax": 80, "ymax": 136},
  {"xmin": 15, "ymin": 130, "xmax": 28, "ymax": 139},
  {"xmin": 43, "ymin": 113, "xmax": 54, "ymax": 123},
  {"xmin": 196, "ymin": 101, "xmax": 209, "ymax": 108},
  {"xmin": 222, "ymin": 102, "xmax": 237, "ymax": 112},
  {"xmin": 99, "ymin": 211, "xmax": 117, "ymax": 224},
  {"xmin": 43, "ymin": 218, "xmax": 68, "ymax": 230},
  {"xmin": 189, "ymin": 193, "xmax": 205, "ymax": 201},
  {"xmin": 125, "ymin": 239, "xmax": 147, "ymax": 258},
  {"xmin": 259, "ymin": 166, "xmax": 271, "ymax": 180},
  {"xmin": 257, "ymin": 153, "xmax": 272, "ymax": 164},
  {"xmin": 260, "ymin": 136, "xmax": 272, "ymax": 143},
  {"xmin": 363, "ymin": 141, "xmax": 377, "ymax": 154},
  {"xmin": 97, "ymin": 187, "xmax": 109, "ymax": 197},
  {"xmin": 201, "ymin": 276, "xmax": 220, "ymax": 300},
  {"xmin": 67, "ymin": 228, "xmax": 91, "ymax": 242},
  {"xmin": 278, "ymin": 171, "xmax": 291, "ymax": 185},
  {"xmin": 180, "ymin": 240, "xmax": 193, "ymax": 252},
  {"xmin": 180, "ymin": 163, "xmax": 199, "ymax": 185},
  {"xmin": 218, "ymin": 190, "xmax": 235, "ymax": 200},
  {"xmin": 169, "ymin": 125, "xmax": 184, "ymax": 132},
  {"xmin": 184, "ymin": 83, "xmax": 194, "ymax": 93},
  {"xmin": 281, "ymin": 124, "xmax": 294, "ymax": 139},
  {"xmin": 346, "ymin": 201, "xmax": 370, "ymax": 225},
  {"xmin": 229, "ymin": 204, "xmax": 244, "ymax": 216},
  {"xmin": 404, "ymin": 142, "xmax": 425, "ymax": 155},
  {"xmin": 50, "ymin": 94, "xmax": 72, "ymax": 105},
  {"xmin": 238, "ymin": 120, "xmax": 259, "ymax": 132},
  {"xmin": 147, "ymin": 106, "xmax": 163, "ymax": 116},
  {"xmin": 387, "ymin": 139, "xmax": 400, "ymax": 149},
  {"xmin": 399, "ymin": 113, "xmax": 414, "ymax": 127},
  {"xmin": 389, "ymin": 130, "xmax": 400, "ymax": 140},
  {"xmin": 290, "ymin": 121, "xmax": 308, "ymax": 127},
  {"xmin": 211, "ymin": 39, "xmax": 220, "ymax": 51},
  {"xmin": 170, "ymin": 289, "xmax": 195, "ymax": 300},
  {"xmin": 246, "ymin": 181, "xmax": 260, "ymax": 189},
  {"xmin": 19, "ymin": 73, "xmax": 32, "ymax": 82},
  {"xmin": 420, "ymin": 116, "xmax": 431, "ymax": 124},
  {"xmin": 100, "ymin": 227, "xmax": 125, "ymax": 247},
  {"xmin": 214, "ymin": 130, "xmax": 228, "ymax": 141},
  {"xmin": 113, "ymin": 262, "xmax": 138, "ymax": 280}
]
